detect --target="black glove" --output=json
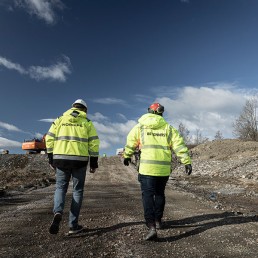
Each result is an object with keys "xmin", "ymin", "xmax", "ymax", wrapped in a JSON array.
[
  {"xmin": 185, "ymin": 164, "xmax": 192, "ymax": 175},
  {"xmin": 124, "ymin": 158, "xmax": 131, "ymax": 166},
  {"xmin": 90, "ymin": 156, "xmax": 98, "ymax": 169},
  {"xmin": 48, "ymin": 153, "xmax": 53, "ymax": 165},
  {"xmin": 47, "ymin": 153, "xmax": 56, "ymax": 170}
]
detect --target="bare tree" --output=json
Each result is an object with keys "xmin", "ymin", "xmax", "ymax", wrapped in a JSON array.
[
  {"xmin": 232, "ymin": 98, "xmax": 258, "ymax": 141},
  {"xmin": 193, "ymin": 129, "xmax": 209, "ymax": 145},
  {"xmin": 214, "ymin": 130, "xmax": 223, "ymax": 140},
  {"xmin": 178, "ymin": 122, "xmax": 191, "ymax": 144}
]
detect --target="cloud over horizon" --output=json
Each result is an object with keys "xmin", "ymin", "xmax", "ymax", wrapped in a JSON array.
[
  {"xmin": 0, "ymin": 121, "xmax": 23, "ymax": 132},
  {"xmin": 155, "ymin": 85, "xmax": 258, "ymax": 139},
  {"xmin": 0, "ymin": 137, "xmax": 21, "ymax": 148},
  {"xmin": 93, "ymin": 119, "xmax": 137, "ymax": 151},
  {"xmin": 1, "ymin": 84, "xmax": 257, "ymax": 153}
]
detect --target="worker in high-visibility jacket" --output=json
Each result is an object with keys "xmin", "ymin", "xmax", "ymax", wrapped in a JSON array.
[
  {"xmin": 46, "ymin": 99, "xmax": 99, "ymax": 236},
  {"xmin": 123, "ymin": 103, "xmax": 192, "ymax": 241}
]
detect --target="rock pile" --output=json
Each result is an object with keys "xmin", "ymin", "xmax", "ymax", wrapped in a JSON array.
[
  {"xmin": 0, "ymin": 154, "xmax": 55, "ymax": 193},
  {"xmin": 173, "ymin": 139, "xmax": 258, "ymax": 180}
]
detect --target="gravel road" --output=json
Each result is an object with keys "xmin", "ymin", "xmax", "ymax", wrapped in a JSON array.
[{"xmin": 1, "ymin": 155, "xmax": 258, "ymax": 257}]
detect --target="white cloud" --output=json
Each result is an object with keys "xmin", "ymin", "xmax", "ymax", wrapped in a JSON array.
[
  {"xmin": 0, "ymin": 56, "xmax": 26, "ymax": 74},
  {"xmin": 155, "ymin": 85, "xmax": 258, "ymax": 139},
  {"xmin": 0, "ymin": 55, "xmax": 71, "ymax": 82},
  {"xmin": 116, "ymin": 113, "xmax": 127, "ymax": 121},
  {"xmin": 39, "ymin": 118, "xmax": 55, "ymax": 122},
  {"xmin": 28, "ymin": 59, "xmax": 71, "ymax": 82},
  {"xmin": 15, "ymin": 0, "xmax": 65, "ymax": 24},
  {"xmin": 94, "ymin": 121, "xmax": 117, "ymax": 135},
  {"xmin": 88, "ymin": 112, "xmax": 109, "ymax": 122},
  {"xmin": 99, "ymin": 139, "xmax": 111, "ymax": 149},
  {"xmin": 93, "ymin": 98, "xmax": 127, "ymax": 105},
  {"xmin": 0, "ymin": 121, "xmax": 23, "ymax": 132},
  {"xmin": 93, "ymin": 119, "xmax": 137, "ymax": 150},
  {"xmin": 0, "ymin": 137, "xmax": 21, "ymax": 148}
]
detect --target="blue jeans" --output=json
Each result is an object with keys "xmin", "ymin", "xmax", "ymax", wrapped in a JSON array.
[
  {"xmin": 138, "ymin": 174, "xmax": 169, "ymax": 225},
  {"xmin": 54, "ymin": 166, "xmax": 87, "ymax": 228}
]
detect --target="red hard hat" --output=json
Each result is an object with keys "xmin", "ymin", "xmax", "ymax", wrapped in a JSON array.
[{"xmin": 148, "ymin": 103, "xmax": 164, "ymax": 114}]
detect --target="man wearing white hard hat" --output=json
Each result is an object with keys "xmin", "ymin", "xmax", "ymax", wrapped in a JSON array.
[
  {"xmin": 73, "ymin": 99, "xmax": 87, "ymax": 109},
  {"xmin": 46, "ymin": 99, "xmax": 100, "ymax": 235}
]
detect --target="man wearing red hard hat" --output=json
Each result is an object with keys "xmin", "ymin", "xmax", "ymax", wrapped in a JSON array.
[{"xmin": 124, "ymin": 102, "xmax": 192, "ymax": 240}]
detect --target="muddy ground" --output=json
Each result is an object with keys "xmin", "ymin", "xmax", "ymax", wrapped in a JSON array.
[{"xmin": 1, "ymin": 139, "xmax": 258, "ymax": 257}]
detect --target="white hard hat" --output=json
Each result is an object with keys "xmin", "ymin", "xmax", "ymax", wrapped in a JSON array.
[{"xmin": 72, "ymin": 99, "xmax": 87, "ymax": 108}]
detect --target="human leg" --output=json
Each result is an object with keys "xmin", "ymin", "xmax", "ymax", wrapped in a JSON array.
[
  {"xmin": 69, "ymin": 166, "xmax": 87, "ymax": 228},
  {"xmin": 154, "ymin": 176, "xmax": 169, "ymax": 225},
  {"xmin": 138, "ymin": 174, "xmax": 157, "ymax": 226},
  {"xmin": 49, "ymin": 168, "xmax": 71, "ymax": 234},
  {"xmin": 138, "ymin": 174, "xmax": 158, "ymax": 240},
  {"xmin": 53, "ymin": 168, "xmax": 71, "ymax": 214}
]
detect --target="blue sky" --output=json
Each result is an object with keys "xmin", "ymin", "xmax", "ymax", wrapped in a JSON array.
[{"xmin": 1, "ymin": 0, "xmax": 258, "ymax": 155}]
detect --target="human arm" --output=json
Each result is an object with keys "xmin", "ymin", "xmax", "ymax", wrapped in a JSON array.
[
  {"xmin": 170, "ymin": 126, "xmax": 192, "ymax": 175},
  {"xmin": 45, "ymin": 119, "xmax": 59, "ymax": 170},
  {"xmin": 88, "ymin": 121, "xmax": 100, "ymax": 173},
  {"xmin": 123, "ymin": 125, "xmax": 140, "ymax": 166}
]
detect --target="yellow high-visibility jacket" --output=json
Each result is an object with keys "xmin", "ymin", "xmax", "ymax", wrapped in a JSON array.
[
  {"xmin": 124, "ymin": 113, "xmax": 191, "ymax": 176},
  {"xmin": 46, "ymin": 108, "xmax": 99, "ymax": 164}
]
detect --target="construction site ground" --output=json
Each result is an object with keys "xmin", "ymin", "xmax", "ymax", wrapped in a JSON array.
[{"xmin": 1, "ymin": 139, "xmax": 258, "ymax": 257}]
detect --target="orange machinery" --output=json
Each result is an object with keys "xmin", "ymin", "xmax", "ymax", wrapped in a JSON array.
[{"xmin": 22, "ymin": 134, "xmax": 46, "ymax": 154}]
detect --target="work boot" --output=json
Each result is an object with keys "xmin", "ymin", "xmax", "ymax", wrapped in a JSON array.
[
  {"xmin": 49, "ymin": 212, "xmax": 62, "ymax": 234},
  {"xmin": 155, "ymin": 219, "xmax": 163, "ymax": 230},
  {"xmin": 145, "ymin": 224, "xmax": 157, "ymax": 241},
  {"xmin": 68, "ymin": 225, "xmax": 84, "ymax": 235}
]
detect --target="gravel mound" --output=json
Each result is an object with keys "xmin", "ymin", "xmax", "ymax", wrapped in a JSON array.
[
  {"xmin": 191, "ymin": 139, "xmax": 258, "ymax": 160},
  {"xmin": 0, "ymin": 154, "xmax": 55, "ymax": 192}
]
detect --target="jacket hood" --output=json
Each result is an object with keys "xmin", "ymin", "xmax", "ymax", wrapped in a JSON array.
[
  {"xmin": 63, "ymin": 108, "xmax": 87, "ymax": 123},
  {"xmin": 138, "ymin": 113, "xmax": 166, "ymax": 129}
]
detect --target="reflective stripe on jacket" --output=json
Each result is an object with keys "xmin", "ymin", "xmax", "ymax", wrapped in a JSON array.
[
  {"xmin": 46, "ymin": 108, "xmax": 99, "ymax": 161},
  {"xmin": 124, "ymin": 113, "xmax": 191, "ymax": 176}
]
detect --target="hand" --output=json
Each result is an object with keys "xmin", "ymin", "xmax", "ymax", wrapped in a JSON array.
[
  {"xmin": 90, "ymin": 167, "xmax": 96, "ymax": 173},
  {"xmin": 124, "ymin": 158, "xmax": 131, "ymax": 166},
  {"xmin": 185, "ymin": 164, "xmax": 192, "ymax": 175},
  {"xmin": 90, "ymin": 156, "xmax": 98, "ymax": 169},
  {"xmin": 48, "ymin": 153, "xmax": 53, "ymax": 164}
]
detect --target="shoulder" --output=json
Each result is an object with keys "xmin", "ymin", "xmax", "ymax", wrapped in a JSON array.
[
  {"xmin": 52, "ymin": 116, "xmax": 63, "ymax": 125},
  {"xmin": 84, "ymin": 118, "xmax": 96, "ymax": 129},
  {"xmin": 131, "ymin": 123, "xmax": 141, "ymax": 131}
]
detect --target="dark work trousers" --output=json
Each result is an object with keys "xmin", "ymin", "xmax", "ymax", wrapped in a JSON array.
[{"xmin": 138, "ymin": 174, "xmax": 169, "ymax": 225}]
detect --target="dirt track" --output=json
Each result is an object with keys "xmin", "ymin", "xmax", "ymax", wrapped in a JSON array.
[{"xmin": 1, "ymin": 156, "xmax": 258, "ymax": 258}]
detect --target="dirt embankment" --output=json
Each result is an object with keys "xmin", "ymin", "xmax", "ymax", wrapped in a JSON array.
[
  {"xmin": 172, "ymin": 139, "xmax": 258, "ymax": 214},
  {"xmin": 1, "ymin": 139, "xmax": 258, "ymax": 257},
  {"xmin": 0, "ymin": 154, "xmax": 55, "ymax": 195}
]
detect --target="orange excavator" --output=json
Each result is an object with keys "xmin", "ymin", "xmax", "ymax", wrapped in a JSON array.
[{"xmin": 22, "ymin": 134, "xmax": 46, "ymax": 154}]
